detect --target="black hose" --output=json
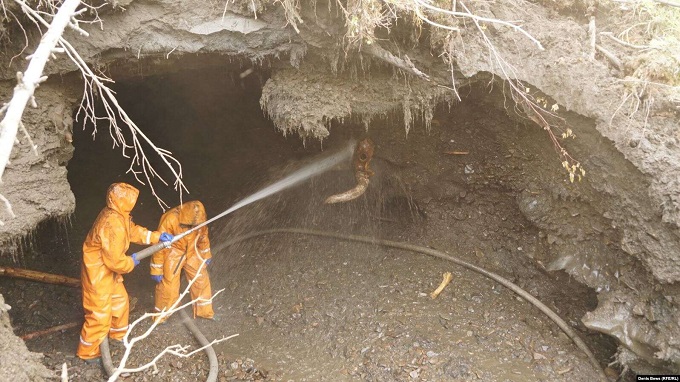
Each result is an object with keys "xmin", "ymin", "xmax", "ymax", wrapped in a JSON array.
[
  {"xmin": 215, "ymin": 228, "xmax": 608, "ymax": 382},
  {"xmin": 180, "ymin": 309, "xmax": 219, "ymax": 381},
  {"xmin": 100, "ymin": 337, "xmax": 115, "ymax": 377}
]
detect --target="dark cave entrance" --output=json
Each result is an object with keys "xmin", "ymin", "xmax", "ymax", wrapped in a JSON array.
[{"xmin": 0, "ymin": 60, "xmax": 621, "ymax": 381}]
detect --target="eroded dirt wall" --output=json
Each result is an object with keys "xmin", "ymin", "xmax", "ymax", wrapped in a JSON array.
[
  {"xmin": 0, "ymin": 81, "xmax": 77, "ymax": 254},
  {"xmin": 0, "ymin": 293, "xmax": 52, "ymax": 381}
]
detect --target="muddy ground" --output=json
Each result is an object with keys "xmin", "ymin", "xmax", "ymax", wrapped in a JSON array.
[{"xmin": 0, "ymin": 67, "xmax": 624, "ymax": 381}]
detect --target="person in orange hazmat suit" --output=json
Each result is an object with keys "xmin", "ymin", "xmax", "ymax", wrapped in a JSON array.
[
  {"xmin": 76, "ymin": 183, "xmax": 174, "ymax": 363},
  {"xmin": 150, "ymin": 200, "xmax": 214, "ymax": 322}
]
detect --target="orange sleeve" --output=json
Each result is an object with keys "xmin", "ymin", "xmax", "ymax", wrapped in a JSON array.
[
  {"xmin": 99, "ymin": 216, "xmax": 135, "ymax": 274},
  {"xmin": 129, "ymin": 218, "xmax": 161, "ymax": 246},
  {"xmin": 150, "ymin": 214, "xmax": 172, "ymax": 276},
  {"xmin": 196, "ymin": 227, "xmax": 212, "ymax": 261}
]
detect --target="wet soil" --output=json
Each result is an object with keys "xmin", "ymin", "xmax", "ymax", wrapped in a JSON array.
[{"xmin": 0, "ymin": 66, "xmax": 621, "ymax": 381}]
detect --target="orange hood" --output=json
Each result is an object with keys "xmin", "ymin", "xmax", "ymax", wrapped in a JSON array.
[
  {"xmin": 106, "ymin": 183, "xmax": 139, "ymax": 216},
  {"xmin": 179, "ymin": 201, "xmax": 207, "ymax": 226}
]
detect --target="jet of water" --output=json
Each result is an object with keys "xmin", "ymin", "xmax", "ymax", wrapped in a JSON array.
[{"xmin": 175, "ymin": 141, "xmax": 355, "ymax": 241}]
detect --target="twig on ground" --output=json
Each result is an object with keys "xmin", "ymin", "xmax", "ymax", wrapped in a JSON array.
[{"xmin": 430, "ymin": 271, "xmax": 453, "ymax": 299}]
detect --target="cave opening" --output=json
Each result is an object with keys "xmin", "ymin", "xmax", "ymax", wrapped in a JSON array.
[{"xmin": 0, "ymin": 59, "xmax": 621, "ymax": 381}]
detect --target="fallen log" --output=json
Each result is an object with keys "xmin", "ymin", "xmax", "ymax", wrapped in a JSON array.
[
  {"xmin": 0, "ymin": 266, "xmax": 79, "ymax": 288},
  {"xmin": 20, "ymin": 321, "xmax": 80, "ymax": 340}
]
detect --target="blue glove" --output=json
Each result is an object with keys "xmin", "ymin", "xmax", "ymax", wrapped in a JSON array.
[
  {"xmin": 159, "ymin": 232, "xmax": 174, "ymax": 243},
  {"xmin": 131, "ymin": 253, "xmax": 140, "ymax": 266},
  {"xmin": 151, "ymin": 275, "xmax": 163, "ymax": 283},
  {"xmin": 205, "ymin": 258, "xmax": 212, "ymax": 266}
]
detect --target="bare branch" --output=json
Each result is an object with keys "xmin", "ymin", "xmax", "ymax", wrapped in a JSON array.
[
  {"xmin": 652, "ymin": 0, "xmax": 680, "ymax": 8},
  {"xmin": 0, "ymin": 0, "xmax": 82, "ymax": 181},
  {"xmin": 107, "ymin": 258, "xmax": 234, "ymax": 381},
  {"xmin": 14, "ymin": 0, "xmax": 188, "ymax": 208},
  {"xmin": 361, "ymin": 43, "xmax": 430, "ymax": 81},
  {"xmin": 411, "ymin": 0, "xmax": 545, "ymax": 50}
]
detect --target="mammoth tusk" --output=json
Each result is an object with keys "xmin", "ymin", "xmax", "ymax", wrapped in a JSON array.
[
  {"xmin": 325, "ymin": 138, "xmax": 375, "ymax": 204},
  {"xmin": 324, "ymin": 172, "xmax": 370, "ymax": 204}
]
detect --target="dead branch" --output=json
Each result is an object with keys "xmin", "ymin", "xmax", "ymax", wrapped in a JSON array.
[
  {"xmin": 273, "ymin": 0, "xmax": 303, "ymax": 33},
  {"xmin": 12, "ymin": 0, "xmax": 188, "ymax": 209},
  {"xmin": 600, "ymin": 32, "xmax": 651, "ymax": 50},
  {"xmin": 595, "ymin": 44, "xmax": 624, "ymax": 72},
  {"xmin": 20, "ymin": 321, "xmax": 80, "ymax": 340},
  {"xmin": 361, "ymin": 43, "xmax": 430, "ymax": 81},
  {"xmin": 588, "ymin": 16, "xmax": 596, "ymax": 60},
  {"xmin": 0, "ymin": 265, "xmax": 80, "ymax": 287},
  {"xmin": 0, "ymin": 0, "xmax": 81, "ymax": 181},
  {"xmin": 411, "ymin": 0, "xmax": 545, "ymax": 50},
  {"xmin": 108, "ymin": 258, "xmax": 234, "ymax": 381}
]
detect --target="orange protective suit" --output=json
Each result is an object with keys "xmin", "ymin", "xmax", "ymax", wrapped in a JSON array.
[
  {"xmin": 151, "ymin": 201, "xmax": 214, "ymax": 321},
  {"xmin": 77, "ymin": 183, "xmax": 161, "ymax": 360}
]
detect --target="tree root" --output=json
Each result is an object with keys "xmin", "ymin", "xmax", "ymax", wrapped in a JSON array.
[
  {"xmin": 361, "ymin": 43, "xmax": 430, "ymax": 81},
  {"xmin": 596, "ymin": 44, "xmax": 624, "ymax": 72}
]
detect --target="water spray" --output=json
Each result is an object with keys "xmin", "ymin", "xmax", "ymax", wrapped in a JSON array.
[{"xmin": 134, "ymin": 141, "xmax": 356, "ymax": 261}]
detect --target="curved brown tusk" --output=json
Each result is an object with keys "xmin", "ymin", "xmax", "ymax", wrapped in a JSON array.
[
  {"xmin": 324, "ymin": 172, "xmax": 370, "ymax": 204},
  {"xmin": 325, "ymin": 138, "xmax": 375, "ymax": 204}
]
